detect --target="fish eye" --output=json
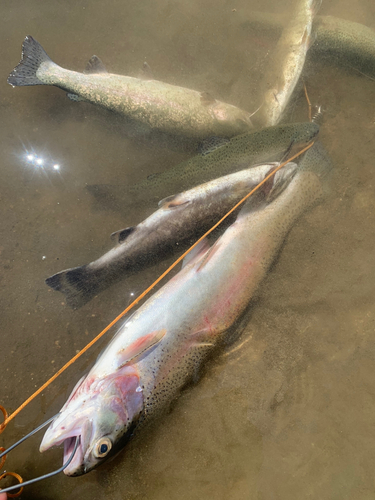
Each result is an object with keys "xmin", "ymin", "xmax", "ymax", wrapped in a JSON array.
[{"xmin": 93, "ymin": 437, "xmax": 112, "ymax": 458}]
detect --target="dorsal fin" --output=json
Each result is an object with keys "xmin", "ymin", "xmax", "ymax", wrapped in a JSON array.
[
  {"xmin": 181, "ymin": 238, "xmax": 210, "ymax": 269},
  {"xmin": 158, "ymin": 194, "xmax": 190, "ymax": 209},
  {"xmin": 84, "ymin": 55, "xmax": 108, "ymax": 74},
  {"xmin": 117, "ymin": 329, "xmax": 166, "ymax": 368},
  {"xmin": 141, "ymin": 62, "xmax": 154, "ymax": 79},
  {"xmin": 111, "ymin": 226, "xmax": 136, "ymax": 244}
]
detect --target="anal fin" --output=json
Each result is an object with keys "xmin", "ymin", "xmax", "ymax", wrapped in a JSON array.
[{"xmin": 67, "ymin": 93, "xmax": 86, "ymax": 102}]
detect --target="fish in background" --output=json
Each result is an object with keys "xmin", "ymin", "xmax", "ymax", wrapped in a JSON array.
[
  {"xmin": 254, "ymin": 0, "xmax": 321, "ymax": 128},
  {"xmin": 45, "ymin": 161, "xmax": 298, "ymax": 308},
  {"xmin": 39, "ymin": 142, "xmax": 332, "ymax": 476},
  {"xmin": 242, "ymin": 13, "xmax": 375, "ymax": 80},
  {"xmin": 87, "ymin": 121, "xmax": 319, "ymax": 209},
  {"xmin": 7, "ymin": 36, "xmax": 253, "ymax": 141}
]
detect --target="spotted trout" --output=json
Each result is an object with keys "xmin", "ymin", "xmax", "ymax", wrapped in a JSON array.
[
  {"xmin": 242, "ymin": 13, "xmax": 375, "ymax": 80},
  {"xmin": 46, "ymin": 161, "xmax": 297, "ymax": 309},
  {"xmin": 7, "ymin": 36, "xmax": 253, "ymax": 140},
  {"xmin": 39, "ymin": 141, "xmax": 332, "ymax": 476},
  {"xmin": 254, "ymin": 0, "xmax": 321, "ymax": 127},
  {"xmin": 87, "ymin": 121, "xmax": 319, "ymax": 208}
]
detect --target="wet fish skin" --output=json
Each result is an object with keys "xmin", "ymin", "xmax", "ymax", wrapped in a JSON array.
[
  {"xmin": 7, "ymin": 36, "xmax": 253, "ymax": 140},
  {"xmin": 39, "ymin": 142, "xmax": 331, "ymax": 476},
  {"xmin": 254, "ymin": 0, "xmax": 321, "ymax": 128},
  {"xmin": 87, "ymin": 122, "xmax": 319, "ymax": 208},
  {"xmin": 242, "ymin": 13, "xmax": 375, "ymax": 80},
  {"xmin": 45, "ymin": 162, "xmax": 298, "ymax": 309}
]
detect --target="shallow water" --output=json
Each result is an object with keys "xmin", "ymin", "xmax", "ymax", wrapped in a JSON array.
[{"xmin": 1, "ymin": 0, "xmax": 375, "ymax": 498}]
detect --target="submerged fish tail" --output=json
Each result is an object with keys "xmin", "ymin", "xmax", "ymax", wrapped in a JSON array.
[
  {"xmin": 299, "ymin": 141, "xmax": 333, "ymax": 180},
  {"xmin": 46, "ymin": 265, "xmax": 100, "ymax": 309},
  {"xmin": 8, "ymin": 36, "xmax": 55, "ymax": 87}
]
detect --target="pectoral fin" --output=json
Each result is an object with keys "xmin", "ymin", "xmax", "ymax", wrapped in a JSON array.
[
  {"xmin": 181, "ymin": 238, "xmax": 210, "ymax": 269},
  {"xmin": 117, "ymin": 329, "xmax": 167, "ymax": 368}
]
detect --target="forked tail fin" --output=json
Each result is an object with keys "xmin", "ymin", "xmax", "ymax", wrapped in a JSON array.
[
  {"xmin": 46, "ymin": 265, "xmax": 100, "ymax": 309},
  {"xmin": 8, "ymin": 35, "xmax": 53, "ymax": 86}
]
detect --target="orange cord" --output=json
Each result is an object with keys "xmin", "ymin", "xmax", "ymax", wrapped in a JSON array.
[
  {"xmin": 0, "ymin": 472, "xmax": 23, "ymax": 498},
  {"xmin": 0, "ymin": 141, "xmax": 314, "ymax": 432},
  {"xmin": 0, "ymin": 406, "xmax": 8, "ymax": 467}
]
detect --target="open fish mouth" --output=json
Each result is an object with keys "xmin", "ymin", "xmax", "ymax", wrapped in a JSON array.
[
  {"xmin": 40, "ymin": 431, "xmax": 85, "ymax": 476},
  {"xmin": 63, "ymin": 435, "xmax": 85, "ymax": 476},
  {"xmin": 40, "ymin": 411, "xmax": 93, "ymax": 476}
]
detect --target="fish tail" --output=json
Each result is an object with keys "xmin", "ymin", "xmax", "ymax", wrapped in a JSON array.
[
  {"xmin": 8, "ymin": 36, "xmax": 54, "ymax": 86},
  {"xmin": 299, "ymin": 141, "xmax": 333, "ymax": 181},
  {"xmin": 46, "ymin": 265, "xmax": 101, "ymax": 309}
]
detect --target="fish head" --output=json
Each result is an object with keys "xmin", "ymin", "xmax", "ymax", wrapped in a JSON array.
[{"xmin": 40, "ymin": 366, "xmax": 144, "ymax": 475}]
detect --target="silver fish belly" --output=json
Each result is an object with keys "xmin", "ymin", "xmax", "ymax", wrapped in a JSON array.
[
  {"xmin": 45, "ymin": 162, "xmax": 298, "ymax": 308},
  {"xmin": 40, "ymin": 143, "xmax": 331, "ymax": 476},
  {"xmin": 8, "ymin": 36, "xmax": 253, "ymax": 140}
]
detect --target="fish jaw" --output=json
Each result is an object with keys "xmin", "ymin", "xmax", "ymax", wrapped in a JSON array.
[{"xmin": 40, "ymin": 367, "xmax": 144, "ymax": 475}]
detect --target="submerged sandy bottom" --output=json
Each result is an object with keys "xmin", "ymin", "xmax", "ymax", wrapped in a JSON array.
[{"xmin": 1, "ymin": 0, "xmax": 375, "ymax": 498}]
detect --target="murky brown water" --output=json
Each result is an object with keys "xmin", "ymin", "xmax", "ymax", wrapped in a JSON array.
[{"xmin": 1, "ymin": 0, "xmax": 375, "ymax": 498}]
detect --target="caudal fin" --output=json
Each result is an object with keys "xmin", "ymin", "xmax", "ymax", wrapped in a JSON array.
[
  {"xmin": 46, "ymin": 265, "xmax": 101, "ymax": 309},
  {"xmin": 8, "ymin": 36, "xmax": 53, "ymax": 87}
]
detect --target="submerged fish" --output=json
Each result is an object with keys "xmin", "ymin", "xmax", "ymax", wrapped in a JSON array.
[
  {"xmin": 254, "ymin": 0, "xmax": 321, "ymax": 127},
  {"xmin": 39, "ymin": 142, "xmax": 332, "ymax": 476},
  {"xmin": 87, "ymin": 121, "xmax": 319, "ymax": 208},
  {"xmin": 46, "ymin": 161, "xmax": 298, "ymax": 309},
  {"xmin": 242, "ymin": 13, "xmax": 375, "ymax": 80},
  {"xmin": 7, "ymin": 36, "xmax": 253, "ymax": 140}
]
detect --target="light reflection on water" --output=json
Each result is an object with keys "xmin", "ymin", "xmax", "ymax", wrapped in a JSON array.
[{"xmin": 1, "ymin": 0, "xmax": 375, "ymax": 498}]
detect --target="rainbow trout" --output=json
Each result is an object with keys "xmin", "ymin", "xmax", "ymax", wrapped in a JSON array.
[
  {"xmin": 46, "ymin": 161, "xmax": 297, "ymax": 309},
  {"xmin": 39, "ymin": 142, "xmax": 332, "ymax": 476},
  {"xmin": 242, "ymin": 13, "xmax": 375, "ymax": 80},
  {"xmin": 7, "ymin": 36, "xmax": 252, "ymax": 140},
  {"xmin": 87, "ymin": 121, "xmax": 319, "ymax": 208},
  {"xmin": 254, "ymin": 0, "xmax": 321, "ymax": 127}
]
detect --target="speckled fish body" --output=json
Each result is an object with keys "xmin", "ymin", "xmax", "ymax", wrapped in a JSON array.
[
  {"xmin": 39, "ymin": 142, "xmax": 332, "ymax": 476},
  {"xmin": 7, "ymin": 36, "xmax": 253, "ymax": 140},
  {"xmin": 255, "ymin": 0, "xmax": 321, "ymax": 127},
  {"xmin": 242, "ymin": 13, "xmax": 375, "ymax": 80},
  {"xmin": 87, "ymin": 122, "xmax": 319, "ymax": 207},
  {"xmin": 45, "ymin": 161, "xmax": 298, "ymax": 309}
]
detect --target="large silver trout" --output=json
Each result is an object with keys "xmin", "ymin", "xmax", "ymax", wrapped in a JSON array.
[
  {"xmin": 40, "ymin": 142, "xmax": 332, "ymax": 476},
  {"xmin": 254, "ymin": 0, "xmax": 321, "ymax": 127},
  {"xmin": 46, "ymin": 162, "xmax": 297, "ymax": 309},
  {"xmin": 7, "ymin": 36, "xmax": 252, "ymax": 140},
  {"xmin": 242, "ymin": 13, "xmax": 375, "ymax": 80}
]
